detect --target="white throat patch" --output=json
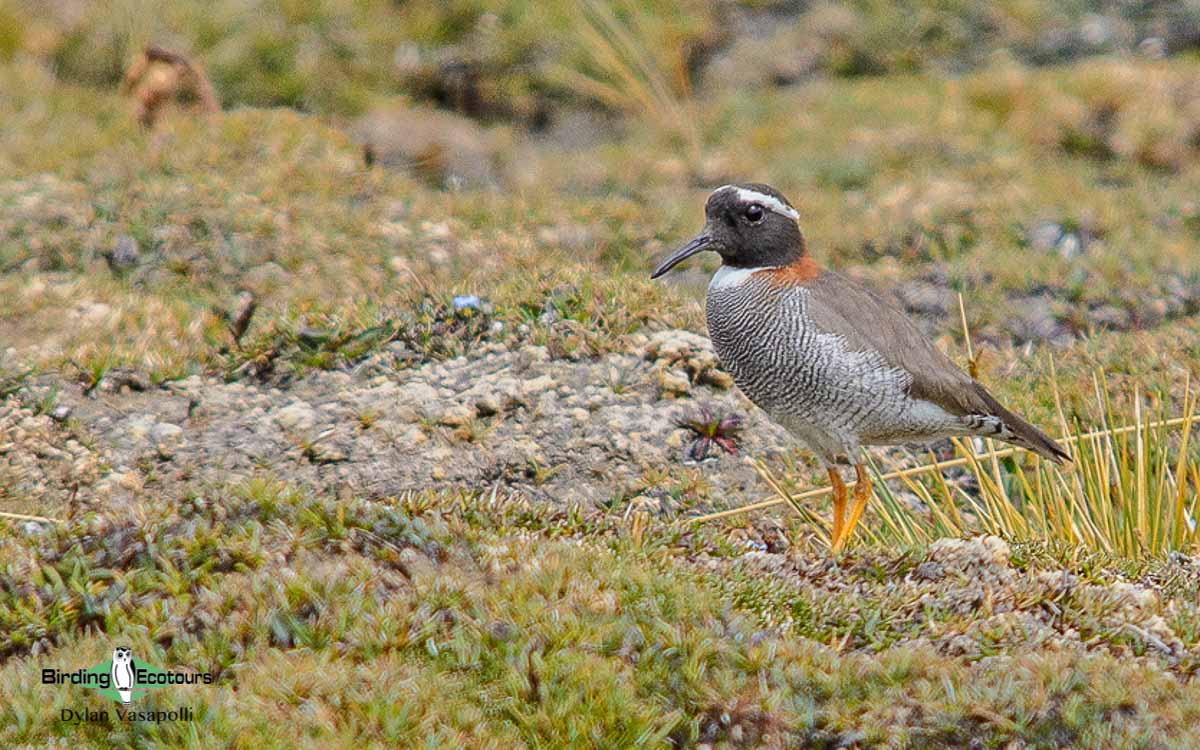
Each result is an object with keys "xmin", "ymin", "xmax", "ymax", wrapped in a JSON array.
[
  {"xmin": 716, "ymin": 185, "xmax": 800, "ymax": 221},
  {"xmin": 709, "ymin": 264, "xmax": 777, "ymax": 290}
]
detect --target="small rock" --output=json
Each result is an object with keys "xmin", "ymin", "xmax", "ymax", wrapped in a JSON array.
[
  {"xmin": 702, "ymin": 369, "xmax": 734, "ymax": 389},
  {"xmin": 897, "ymin": 280, "xmax": 952, "ymax": 317},
  {"xmin": 1006, "ymin": 296, "xmax": 1063, "ymax": 344},
  {"xmin": 151, "ymin": 422, "xmax": 182, "ymax": 441},
  {"xmin": 1089, "ymin": 304, "xmax": 1131, "ymax": 331},
  {"xmin": 350, "ymin": 100, "xmax": 503, "ymax": 187},
  {"xmin": 926, "ymin": 535, "xmax": 1011, "ymax": 575},
  {"xmin": 438, "ymin": 404, "xmax": 474, "ymax": 427},
  {"xmin": 306, "ymin": 442, "xmax": 348, "ymax": 464},
  {"xmin": 488, "ymin": 621, "xmax": 517, "ymax": 642},
  {"xmin": 49, "ymin": 405, "xmax": 72, "ymax": 422},
  {"xmin": 474, "ymin": 394, "xmax": 501, "ymax": 417},
  {"xmin": 115, "ymin": 471, "xmax": 143, "ymax": 491},
  {"xmin": 1027, "ymin": 221, "xmax": 1089, "ymax": 259},
  {"xmin": 125, "ymin": 414, "xmax": 157, "ymax": 441},
  {"xmin": 276, "ymin": 402, "xmax": 318, "ymax": 431},
  {"xmin": 104, "ymin": 235, "xmax": 140, "ymax": 272},
  {"xmin": 642, "ymin": 329, "xmax": 713, "ymax": 361},
  {"xmin": 1057, "ymin": 232, "xmax": 1083, "ymax": 260},
  {"xmin": 1138, "ymin": 36, "xmax": 1167, "ymax": 59},
  {"xmin": 100, "ymin": 368, "xmax": 150, "ymax": 393},
  {"xmin": 396, "ymin": 382, "xmax": 439, "ymax": 421},
  {"xmin": 521, "ymin": 375, "xmax": 556, "ymax": 396},
  {"xmin": 656, "ymin": 367, "xmax": 691, "ymax": 396}
]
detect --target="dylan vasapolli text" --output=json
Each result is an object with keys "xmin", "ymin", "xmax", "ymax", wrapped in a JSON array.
[{"xmin": 60, "ymin": 706, "xmax": 195, "ymax": 723}]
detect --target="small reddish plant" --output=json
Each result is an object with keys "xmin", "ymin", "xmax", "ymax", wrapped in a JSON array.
[{"xmin": 675, "ymin": 406, "xmax": 744, "ymax": 462}]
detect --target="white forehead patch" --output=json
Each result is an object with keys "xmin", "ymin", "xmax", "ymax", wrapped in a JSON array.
[{"xmin": 715, "ymin": 185, "xmax": 799, "ymax": 221}]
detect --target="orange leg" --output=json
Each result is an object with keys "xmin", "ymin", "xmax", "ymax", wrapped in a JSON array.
[
  {"xmin": 836, "ymin": 464, "xmax": 873, "ymax": 552},
  {"xmin": 827, "ymin": 467, "xmax": 847, "ymax": 552}
]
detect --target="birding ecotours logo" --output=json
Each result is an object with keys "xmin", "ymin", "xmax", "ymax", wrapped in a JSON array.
[{"xmin": 42, "ymin": 646, "xmax": 214, "ymax": 705}]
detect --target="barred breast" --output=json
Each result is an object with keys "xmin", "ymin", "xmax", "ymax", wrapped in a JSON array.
[{"xmin": 704, "ymin": 266, "xmax": 966, "ymax": 460}]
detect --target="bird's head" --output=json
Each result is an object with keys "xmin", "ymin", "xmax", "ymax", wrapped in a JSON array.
[{"xmin": 651, "ymin": 183, "xmax": 806, "ymax": 278}]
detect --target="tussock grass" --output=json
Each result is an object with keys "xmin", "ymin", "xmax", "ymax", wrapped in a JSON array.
[
  {"xmin": 724, "ymin": 367, "xmax": 1200, "ymax": 557},
  {"xmin": 716, "ymin": 295, "xmax": 1200, "ymax": 556},
  {"xmin": 873, "ymin": 374, "xmax": 1200, "ymax": 556},
  {"xmin": 544, "ymin": 0, "xmax": 704, "ymax": 164}
]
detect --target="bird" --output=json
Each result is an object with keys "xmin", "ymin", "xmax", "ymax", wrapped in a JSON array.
[
  {"xmin": 651, "ymin": 183, "xmax": 1069, "ymax": 552},
  {"xmin": 111, "ymin": 646, "xmax": 134, "ymax": 704}
]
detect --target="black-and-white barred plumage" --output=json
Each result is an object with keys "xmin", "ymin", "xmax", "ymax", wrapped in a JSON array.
[{"xmin": 706, "ymin": 267, "xmax": 981, "ymax": 463}]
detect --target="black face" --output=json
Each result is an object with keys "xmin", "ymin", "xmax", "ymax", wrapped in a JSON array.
[{"xmin": 650, "ymin": 183, "xmax": 805, "ymax": 278}]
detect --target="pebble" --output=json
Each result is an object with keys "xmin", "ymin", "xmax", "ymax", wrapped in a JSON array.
[
  {"xmin": 105, "ymin": 234, "xmax": 140, "ymax": 272},
  {"xmin": 656, "ymin": 367, "xmax": 691, "ymax": 396},
  {"xmin": 152, "ymin": 423, "xmax": 183, "ymax": 441},
  {"xmin": 276, "ymin": 402, "xmax": 318, "ymax": 431},
  {"xmin": 438, "ymin": 404, "xmax": 474, "ymax": 427}
]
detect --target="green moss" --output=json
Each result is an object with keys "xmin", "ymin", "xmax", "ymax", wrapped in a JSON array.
[{"xmin": 5, "ymin": 486, "xmax": 1200, "ymax": 747}]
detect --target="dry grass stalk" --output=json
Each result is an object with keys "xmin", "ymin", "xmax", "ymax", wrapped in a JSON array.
[
  {"xmin": 0, "ymin": 510, "xmax": 64, "ymax": 524},
  {"xmin": 545, "ymin": 0, "xmax": 702, "ymax": 165},
  {"xmin": 695, "ymin": 409, "xmax": 1200, "ymax": 550},
  {"xmin": 697, "ymin": 293, "xmax": 1200, "ymax": 556}
]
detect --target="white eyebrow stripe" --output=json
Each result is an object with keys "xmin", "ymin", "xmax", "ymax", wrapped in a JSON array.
[{"xmin": 715, "ymin": 185, "xmax": 799, "ymax": 221}]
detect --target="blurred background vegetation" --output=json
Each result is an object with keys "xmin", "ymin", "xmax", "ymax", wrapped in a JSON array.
[{"xmin": 3, "ymin": 0, "xmax": 1200, "ymax": 374}]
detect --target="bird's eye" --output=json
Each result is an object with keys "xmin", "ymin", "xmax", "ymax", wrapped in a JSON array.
[{"xmin": 745, "ymin": 204, "xmax": 764, "ymax": 223}]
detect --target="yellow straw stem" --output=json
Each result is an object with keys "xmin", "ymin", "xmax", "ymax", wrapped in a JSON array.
[
  {"xmin": 691, "ymin": 413, "xmax": 1200, "ymax": 524},
  {"xmin": 0, "ymin": 510, "xmax": 65, "ymax": 525}
]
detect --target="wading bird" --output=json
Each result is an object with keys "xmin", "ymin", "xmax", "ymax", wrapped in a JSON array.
[{"xmin": 652, "ymin": 184, "xmax": 1069, "ymax": 552}]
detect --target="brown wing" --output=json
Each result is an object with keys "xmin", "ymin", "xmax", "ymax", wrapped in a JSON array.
[{"xmin": 801, "ymin": 269, "xmax": 1069, "ymax": 462}]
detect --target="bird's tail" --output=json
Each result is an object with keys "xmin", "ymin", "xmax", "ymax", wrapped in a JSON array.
[
  {"xmin": 969, "ymin": 384, "xmax": 1075, "ymax": 458},
  {"xmin": 119, "ymin": 689, "xmax": 131, "ymax": 704},
  {"xmin": 1003, "ymin": 423, "xmax": 1071, "ymax": 464},
  {"xmin": 981, "ymin": 393, "xmax": 1071, "ymax": 464}
]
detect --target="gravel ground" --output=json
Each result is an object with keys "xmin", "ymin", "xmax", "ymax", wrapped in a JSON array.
[{"xmin": 3, "ymin": 330, "xmax": 814, "ymax": 518}]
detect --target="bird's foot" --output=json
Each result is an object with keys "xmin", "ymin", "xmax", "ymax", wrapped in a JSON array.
[
  {"xmin": 827, "ymin": 467, "xmax": 848, "ymax": 553},
  {"xmin": 837, "ymin": 465, "xmax": 873, "ymax": 552}
]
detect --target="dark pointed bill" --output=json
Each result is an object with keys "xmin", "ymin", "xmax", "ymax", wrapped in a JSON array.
[{"xmin": 650, "ymin": 233, "xmax": 712, "ymax": 279}]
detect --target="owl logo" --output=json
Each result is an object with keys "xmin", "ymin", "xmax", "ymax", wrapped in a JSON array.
[{"xmin": 111, "ymin": 647, "xmax": 134, "ymax": 704}]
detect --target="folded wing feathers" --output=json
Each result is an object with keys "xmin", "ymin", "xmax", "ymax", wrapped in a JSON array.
[{"xmin": 802, "ymin": 270, "xmax": 1070, "ymax": 463}]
